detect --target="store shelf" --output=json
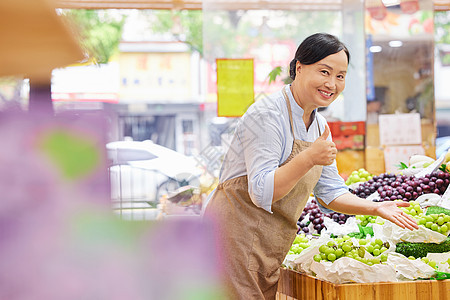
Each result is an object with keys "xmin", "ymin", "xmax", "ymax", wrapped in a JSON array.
[{"xmin": 277, "ymin": 268, "xmax": 450, "ymax": 300}]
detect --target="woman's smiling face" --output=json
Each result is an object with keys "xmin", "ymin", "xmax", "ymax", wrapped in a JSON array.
[{"xmin": 293, "ymin": 49, "xmax": 348, "ymax": 111}]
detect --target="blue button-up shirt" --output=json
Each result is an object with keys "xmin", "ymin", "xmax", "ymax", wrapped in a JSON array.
[{"xmin": 210, "ymin": 85, "xmax": 349, "ymax": 214}]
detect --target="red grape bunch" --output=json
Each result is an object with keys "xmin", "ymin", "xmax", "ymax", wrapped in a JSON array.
[
  {"xmin": 297, "ymin": 199, "xmax": 352, "ymax": 235},
  {"xmin": 350, "ymin": 171, "xmax": 450, "ymax": 202}
]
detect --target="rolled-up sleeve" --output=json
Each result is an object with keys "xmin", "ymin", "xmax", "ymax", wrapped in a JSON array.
[
  {"xmin": 313, "ymin": 161, "xmax": 350, "ymax": 213},
  {"xmin": 237, "ymin": 107, "xmax": 287, "ymax": 213}
]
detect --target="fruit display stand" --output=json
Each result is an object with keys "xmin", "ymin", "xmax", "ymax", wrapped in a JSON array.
[
  {"xmin": 281, "ymin": 153, "xmax": 450, "ymax": 300},
  {"xmin": 276, "ymin": 268, "xmax": 450, "ymax": 300}
]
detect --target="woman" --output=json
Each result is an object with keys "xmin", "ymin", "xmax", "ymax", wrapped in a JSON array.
[{"xmin": 203, "ymin": 33, "xmax": 418, "ymax": 299}]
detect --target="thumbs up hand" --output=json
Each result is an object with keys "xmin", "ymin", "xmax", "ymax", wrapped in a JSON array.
[{"xmin": 306, "ymin": 125, "xmax": 337, "ymax": 166}]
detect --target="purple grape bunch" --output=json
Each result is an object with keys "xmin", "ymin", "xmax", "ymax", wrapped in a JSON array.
[
  {"xmin": 297, "ymin": 199, "xmax": 352, "ymax": 234},
  {"xmin": 350, "ymin": 171, "xmax": 450, "ymax": 202}
]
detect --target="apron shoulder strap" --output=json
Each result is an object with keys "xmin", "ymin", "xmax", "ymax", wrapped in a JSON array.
[
  {"xmin": 316, "ymin": 115, "xmax": 322, "ymax": 136},
  {"xmin": 281, "ymin": 87, "xmax": 296, "ymax": 140}
]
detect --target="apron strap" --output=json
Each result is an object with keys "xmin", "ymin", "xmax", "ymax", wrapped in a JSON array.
[
  {"xmin": 282, "ymin": 86, "xmax": 323, "ymax": 139},
  {"xmin": 317, "ymin": 116, "xmax": 322, "ymax": 136},
  {"xmin": 281, "ymin": 86, "xmax": 296, "ymax": 140}
]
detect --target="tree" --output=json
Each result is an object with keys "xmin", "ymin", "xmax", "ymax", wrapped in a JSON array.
[
  {"xmin": 435, "ymin": 11, "xmax": 450, "ymax": 45},
  {"xmin": 267, "ymin": 66, "xmax": 292, "ymax": 86},
  {"xmin": 62, "ymin": 9, "xmax": 126, "ymax": 64},
  {"xmin": 145, "ymin": 10, "xmax": 260, "ymax": 60},
  {"xmin": 435, "ymin": 11, "xmax": 450, "ymax": 65},
  {"xmin": 148, "ymin": 10, "xmax": 203, "ymax": 56}
]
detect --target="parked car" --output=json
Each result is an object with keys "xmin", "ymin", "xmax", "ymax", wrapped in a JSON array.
[
  {"xmin": 436, "ymin": 136, "xmax": 450, "ymax": 158},
  {"xmin": 107, "ymin": 140, "xmax": 203, "ymax": 208}
]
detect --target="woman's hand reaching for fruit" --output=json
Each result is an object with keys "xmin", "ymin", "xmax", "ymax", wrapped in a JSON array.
[
  {"xmin": 319, "ymin": 193, "xmax": 419, "ymax": 231},
  {"xmin": 374, "ymin": 200, "xmax": 419, "ymax": 230}
]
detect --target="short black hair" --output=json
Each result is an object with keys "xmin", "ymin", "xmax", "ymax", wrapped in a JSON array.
[{"xmin": 289, "ymin": 33, "xmax": 350, "ymax": 80}]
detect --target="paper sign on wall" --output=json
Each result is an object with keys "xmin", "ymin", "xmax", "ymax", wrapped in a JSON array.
[
  {"xmin": 379, "ymin": 113, "xmax": 422, "ymax": 145},
  {"xmin": 216, "ymin": 58, "xmax": 254, "ymax": 117}
]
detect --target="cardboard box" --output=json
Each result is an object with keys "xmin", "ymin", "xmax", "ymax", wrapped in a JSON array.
[
  {"xmin": 366, "ymin": 123, "xmax": 380, "ymax": 148},
  {"xmin": 334, "ymin": 135, "xmax": 365, "ymax": 150},
  {"xmin": 277, "ymin": 268, "xmax": 450, "ymax": 300},
  {"xmin": 329, "ymin": 121, "xmax": 366, "ymax": 137},
  {"xmin": 365, "ymin": 146, "xmax": 385, "ymax": 175},
  {"xmin": 336, "ymin": 150, "xmax": 365, "ymax": 179}
]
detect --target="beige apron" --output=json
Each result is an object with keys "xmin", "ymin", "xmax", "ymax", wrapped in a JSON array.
[{"xmin": 204, "ymin": 88, "xmax": 323, "ymax": 300}]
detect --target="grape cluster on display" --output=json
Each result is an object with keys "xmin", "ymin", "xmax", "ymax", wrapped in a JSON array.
[
  {"xmin": 313, "ymin": 236, "xmax": 389, "ymax": 266},
  {"xmin": 411, "ymin": 256, "xmax": 439, "ymax": 269},
  {"xmin": 419, "ymin": 213, "xmax": 450, "ymax": 234},
  {"xmin": 345, "ymin": 168, "xmax": 373, "ymax": 185},
  {"xmin": 356, "ymin": 215, "xmax": 378, "ymax": 226},
  {"xmin": 350, "ymin": 171, "xmax": 450, "ymax": 202},
  {"xmin": 287, "ymin": 233, "xmax": 310, "ymax": 255},
  {"xmin": 297, "ymin": 199, "xmax": 352, "ymax": 234}
]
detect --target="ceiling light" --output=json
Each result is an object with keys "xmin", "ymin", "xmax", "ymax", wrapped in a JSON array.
[
  {"xmin": 389, "ymin": 40, "xmax": 403, "ymax": 47},
  {"xmin": 369, "ymin": 46, "xmax": 382, "ymax": 53}
]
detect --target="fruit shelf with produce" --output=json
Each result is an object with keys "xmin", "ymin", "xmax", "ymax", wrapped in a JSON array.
[{"xmin": 284, "ymin": 150, "xmax": 450, "ymax": 287}]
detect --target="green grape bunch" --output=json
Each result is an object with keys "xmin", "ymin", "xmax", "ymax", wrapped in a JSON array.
[
  {"xmin": 356, "ymin": 215, "xmax": 377, "ymax": 227},
  {"xmin": 313, "ymin": 236, "xmax": 389, "ymax": 266},
  {"xmin": 416, "ymin": 257, "xmax": 438, "ymax": 269},
  {"xmin": 287, "ymin": 233, "xmax": 311, "ymax": 255},
  {"xmin": 400, "ymin": 200, "xmax": 423, "ymax": 217},
  {"xmin": 361, "ymin": 238, "xmax": 390, "ymax": 257},
  {"xmin": 417, "ymin": 213, "xmax": 450, "ymax": 235},
  {"xmin": 400, "ymin": 200, "xmax": 450, "ymax": 235},
  {"xmin": 345, "ymin": 168, "xmax": 374, "ymax": 186}
]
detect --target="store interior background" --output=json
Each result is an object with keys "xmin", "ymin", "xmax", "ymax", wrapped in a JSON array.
[
  {"xmin": 0, "ymin": 0, "xmax": 449, "ymax": 209},
  {"xmin": 0, "ymin": 1, "xmax": 449, "ymax": 298}
]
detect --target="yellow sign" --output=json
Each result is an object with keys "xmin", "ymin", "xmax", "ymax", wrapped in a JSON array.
[{"xmin": 216, "ymin": 59, "xmax": 254, "ymax": 117}]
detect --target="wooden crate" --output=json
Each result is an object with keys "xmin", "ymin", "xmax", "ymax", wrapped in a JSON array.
[
  {"xmin": 365, "ymin": 146, "xmax": 385, "ymax": 175},
  {"xmin": 335, "ymin": 149, "xmax": 365, "ymax": 180},
  {"xmin": 277, "ymin": 268, "xmax": 450, "ymax": 300}
]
